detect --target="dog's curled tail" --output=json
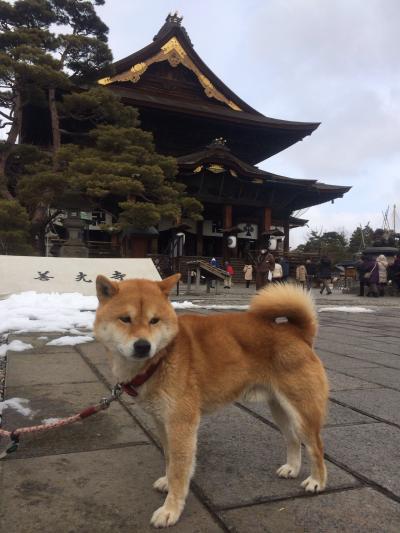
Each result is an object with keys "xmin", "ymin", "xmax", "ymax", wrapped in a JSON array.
[{"xmin": 249, "ymin": 283, "xmax": 318, "ymax": 345}]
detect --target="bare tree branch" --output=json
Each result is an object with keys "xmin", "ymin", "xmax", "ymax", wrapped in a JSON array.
[{"xmin": 0, "ymin": 110, "xmax": 12, "ymax": 120}]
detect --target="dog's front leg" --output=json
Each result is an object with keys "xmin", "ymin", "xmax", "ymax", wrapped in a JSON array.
[
  {"xmin": 153, "ymin": 420, "xmax": 169, "ymax": 493},
  {"xmin": 151, "ymin": 415, "xmax": 199, "ymax": 528}
]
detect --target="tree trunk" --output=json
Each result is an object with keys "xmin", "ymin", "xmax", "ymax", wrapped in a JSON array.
[
  {"xmin": 37, "ymin": 226, "xmax": 46, "ymax": 257},
  {"xmin": 48, "ymin": 87, "xmax": 61, "ymax": 169},
  {"xmin": 27, "ymin": 88, "xmax": 61, "ymax": 254},
  {"xmin": 0, "ymin": 91, "xmax": 22, "ymax": 200},
  {"xmin": 30, "ymin": 218, "xmax": 47, "ymax": 256},
  {"xmin": 30, "ymin": 203, "xmax": 50, "ymax": 256}
]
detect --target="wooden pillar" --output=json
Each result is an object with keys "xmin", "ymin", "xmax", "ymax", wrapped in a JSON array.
[
  {"xmin": 258, "ymin": 207, "xmax": 272, "ymax": 250},
  {"xmin": 223, "ymin": 205, "xmax": 232, "ymax": 229},
  {"xmin": 223, "ymin": 205, "xmax": 232, "ymax": 261},
  {"xmin": 129, "ymin": 236, "xmax": 147, "ymax": 258},
  {"xmin": 196, "ymin": 221, "xmax": 203, "ymax": 257},
  {"xmin": 262, "ymin": 207, "xmax": 272, "ymax": 232},
  {"xmin": 284, "ymin": 221, "xmax": 290, "ymax": 252}
]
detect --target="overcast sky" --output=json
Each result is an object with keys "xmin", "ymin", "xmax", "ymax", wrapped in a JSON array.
[{"xmin": 96, "ymin": 0, "xmax": 400, "ymax": 247}]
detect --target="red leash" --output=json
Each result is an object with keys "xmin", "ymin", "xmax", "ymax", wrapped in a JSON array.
[
  {"xmin": 120, "ymin": 359, "xmax": 161, "ymax": 397},
  {"xmin": 0, "ymin": 359, "xmax": 161, "ymax": 459}
]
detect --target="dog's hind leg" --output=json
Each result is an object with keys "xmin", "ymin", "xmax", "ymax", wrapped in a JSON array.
[
  {"xmin": 151, "ymin": 414, "xmax": 199, "ymax": 528},
  {"xmin": 300, "ymin": 430, "xmax": 327, "ymax": 493},
  {"xmin": 268, "ymin": 395, "xmax": 302, "ymax": 479},
  {"xmin": 153, "ymin": 420, "xmax": 169, "ymax": 493}
]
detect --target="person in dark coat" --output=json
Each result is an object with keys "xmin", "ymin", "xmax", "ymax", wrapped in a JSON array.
[
  {"xmin": 279, "ymin": 256, "xmax": 290, "ymax": 282},
  {"xmin": 392, "ymin": 255, "xmax": 400, "ymax": 294},
  {"xmin": 255, "ymin": 250, "xmax": 275, "ymax": 290},
  {"xmin": 318, "ymin": 256, "xmax": 332, "ymax": 295},
  {"xmin": 305, "ymin": 259, "xmax": 317, "ymax": 290},
  {"xmin": 356, "ymin": 255, "xmax": 371, "ymax": 297},
  {"xmin": 364, "ymin": 256, "xmax": 379, "ymax": 297}
]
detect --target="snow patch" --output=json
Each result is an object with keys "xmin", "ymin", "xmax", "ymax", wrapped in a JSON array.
[
  {"xmin": 0, "ymin": 291, "xmax": 96, "ymax": 335},
  {"xmin": 0, "ymin": 397, "xmax": 32, "ymax": 417},
  {"xmin": 0, "ymin": 339, "xmax": 33, "ymax": 358},
  {"xmin": 319, "ymin": 306, "xmax": 374, "ymax": 313},
  {"xmin": 172, "ymin": 301, "xmax": 248, "ymax": 311},
  {"xmin": 46, "ymin": 335, "xmax": 94, "ymax": 346},
  {"xmin": 171, "ymin": 301, "xmax": 197, "ymax": 309}
]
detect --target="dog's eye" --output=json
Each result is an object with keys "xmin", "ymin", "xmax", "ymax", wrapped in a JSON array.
[
  {"xmin": 119, "ymin": 316, "xmax": 131, "ymax": 324},
  {"xmin": 149, "ymin": 317, "xmax": 160, "ymax": 325}
]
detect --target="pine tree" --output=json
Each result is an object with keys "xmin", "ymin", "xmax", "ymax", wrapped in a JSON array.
[
  {"xmin": 47, "ymin": 0, "xmax": 112, "ymax": 162},
  {"xmin": 19, "ymin": 90, "xmax": 203, "ymax": 235},
  {"xmin": 1, "ymin": 1, "xmax": 203, "ymax": 255},
  {"xmin": 0, "ymin": 0, "xmax": 63, "ymax": 198},
  {"xmin": 0, "ymin": 199, "xmax": 32, "ymax": 254},
  {"xmin": 296, "ymin": 229, "xmax": 349, "ymax": 262},
  {"xmin": 348, "ymin": 225, "xmax": 374, "ymax": 253},
  {"xmin": 0, "ymin": 0, "xmax": 113, "ymax": 252}
]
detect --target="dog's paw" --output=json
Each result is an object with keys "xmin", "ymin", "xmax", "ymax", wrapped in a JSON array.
[
  {"xmin": 301, "ymin": 476, "xmax": 325, "ymax": 493},
  {"xmin": 276, "ymin": 463, "xmax": 300, "ymax": 479},
  {"xmin": 151, "ymin": 505, "xmax": 181, "ymax": 528},
  {"xmin": 153, "ymin": 476, "xmax": 169, "ymax": 493}
]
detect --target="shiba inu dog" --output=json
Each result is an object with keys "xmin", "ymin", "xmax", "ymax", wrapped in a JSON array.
[{"xmin": 94, "ymin": 274, "xmax": 328, "ymax": 528}]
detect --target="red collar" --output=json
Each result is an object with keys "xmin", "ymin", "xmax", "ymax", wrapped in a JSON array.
[{"xmin": 121, "ymin": 359, "xmax": 162, "ymax": 397}]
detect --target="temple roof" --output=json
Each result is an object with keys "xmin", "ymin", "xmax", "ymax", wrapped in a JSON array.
[
  {"xmin": 177, "ymin": 139, "xmax": 351, "ymax": 211},
  {"xmin": 99, "ymin": 14, "xmax": 320, "ymax": 164}
]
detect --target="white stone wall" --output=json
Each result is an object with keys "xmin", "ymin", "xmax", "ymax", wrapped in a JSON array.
[{"xmin": 0, "ymin": 256, "xmax": 161, "ymax": 296}]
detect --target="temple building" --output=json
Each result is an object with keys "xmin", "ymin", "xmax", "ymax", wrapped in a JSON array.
[{"xmin": 98, "ymin": 13, "xmax": 350, "ymax": 258}]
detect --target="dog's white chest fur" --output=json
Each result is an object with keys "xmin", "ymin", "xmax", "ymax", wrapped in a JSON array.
[{"xmin": 241, "ymin": 384, "xmax": 272, "ymax": 403}]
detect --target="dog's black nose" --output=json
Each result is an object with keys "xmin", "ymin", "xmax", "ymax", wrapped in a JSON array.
[{"xmin": 133, "ymin": 339, "xmax": 151, "ymax": 358}]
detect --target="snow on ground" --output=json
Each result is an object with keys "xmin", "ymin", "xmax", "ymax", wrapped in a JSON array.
[
  {"xmin": 0, "ymin": 398, "xmax": 32, "ymax": 417},
  {"xmin": 0, "ymin": 291, "xmax": 97, "ymax": 335},
  {"xmin": 0, "ymin": 292, "xmax": 377, "ymax": 342},
  {"xmin": 172, "ymin": 301, "xmax": 248, "ymax": 310},
  {"xmin": 0, "ymin": 292, "xmax": 252, "ymax": 337},
  {"xmin": 0, "ymin": 339, "xmax": 33, "ymax": 358},
  {"xmin": 46, "ymin": 335, "xmax": 94, "ymax": 346},
  {"xmin": 318, "ymin": 306, "xmax": 374, "ymax": 313}
]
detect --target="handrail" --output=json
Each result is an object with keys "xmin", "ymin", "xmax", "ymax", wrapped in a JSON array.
[{"xmin": 187, "ymin": 259, "xmax": 227, "ymax": 281}]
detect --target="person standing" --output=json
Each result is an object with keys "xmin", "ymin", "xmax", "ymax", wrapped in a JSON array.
[
  {"xmin": 365, "ymin": 256, "xmax": 379, "ymax": 297},
  {"xmin": 376, "ymin": 254, "xmax": 388, "ymax": 296},
  {"xmin": 392, "ymin": 255, "xmax": 400, "ymax": 294},
  {"xmin": 296, "ymin": 263, "xmax": 307, "ymax": 288},
  {"xmin": 305, "ymin": 259, "xmax": 317, "ymax": 291},
  {"xmin": 356, "ymin": 255, "xmax": 370, "ymax": 297},
  {"xmin": 272, "ymin": 259, "xmax": 283, "ymax": 283},
  {"xmin": 280, "ymin": 256, "xmax": 290, "ymax": 282},
  {"xmin": 224, "ymin": 260, "xmax": 234, "ymax": 289},
  {"xmin": 255, "ymin": 250, "xmax": 275, "ymax": 290},
  {"xmin": 243, "ymin": 263, "xmax": 253, "ymax": 288},
  {"xmin": 318, "ymin": 256, "xmax": 332, "ymax": 295}
]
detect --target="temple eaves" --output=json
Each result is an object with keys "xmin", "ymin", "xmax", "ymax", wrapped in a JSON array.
[{"xmin": 98, "ymin": 15, "xmax": 317, "ymax": 124}]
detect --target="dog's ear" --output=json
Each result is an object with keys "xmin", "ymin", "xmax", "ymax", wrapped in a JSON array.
[
  {"xmin": 158, "ymin": 273, "xmax": 181, "ymax": 296},
  {"xmin": 96, "ymin": 275, "xmax": 119, "ymax": 303}
]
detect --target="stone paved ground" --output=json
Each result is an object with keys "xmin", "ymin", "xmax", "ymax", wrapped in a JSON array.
[{"xmin": 1, "ymin": 296, "xmax": 400, "ymax": 532}]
